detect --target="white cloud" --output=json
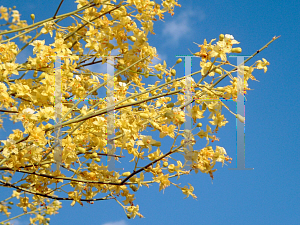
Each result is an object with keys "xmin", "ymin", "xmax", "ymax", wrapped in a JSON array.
[
  {"xmin": 102, "ymin": 220, "xmax": 128, "ymax": 225},
  {"xmin": 151, "ymin": 51, "xmax": 167, "ymax": 65},
  {"xmin": 10, "ymin": 219, "xmax": 23, "ymax": 225},
  {"xmin": 162, "ymin": 8, "xmax": 205, "ymax": 46}
]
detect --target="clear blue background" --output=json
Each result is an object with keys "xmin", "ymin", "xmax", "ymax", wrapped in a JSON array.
[{"xmin": 0, "ymin": 0, "xmax": 299, "ymax": 225}]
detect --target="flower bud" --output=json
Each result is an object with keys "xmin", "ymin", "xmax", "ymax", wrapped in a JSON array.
[
  {"xmin": 144, "ymin": 70, "xmax": 149, "ymax": 78},
  {"xmin": 128, "ymin": 36, "xmax": 136, "ymax": 42},
  {"xmin": 157, "ymin": 73, "xmax": 163, "ymax": 79},
  {"xmin": 139, "ymin": 113, "xmax": 149, "ymax": 119},
  {"xmin": 219, "ymin": 34, "xmax": 224, "ymax": 41},
  {"xmin": 122, "ymin": 172, "xmax": 131, "ymax": 177},
  {"xmin": 30, "ymin": 14, "xmax": 35, "ymax": 21},
  {"xmin": 176, "ymin": 58, "xmax": 182, "ymax": 64},
  {"xmin": 148, "ymin": 153, "xmax": 155, "ymax": 161},
  {"xmin": 168, "ymin": 164, "xmax": 175, "ymax": 173},
  {"xmin": 163, "ymin": 161, "xmax": 168, "ymax": 167},
  {"xmin": 215, "ymin": 68, "xmax": 222, "ymax": 75},
  {"xmin": 166, "ymin": 102, "xmax": 174, "ymax": 108},
  {"xmin": 77, "ymin": 147, "xmax": 86, "ymax": 154},
  {"xmin": 39, "ymin": 73, "xmax": 46, "ymax": 79},
  {"xmin": 167, "ymin": 77, "xmax": 171, "ymax": 82},
  {"xmin": 231, "ymin": 47, "xmax": 242, "ymax": 53},
  {"xmin": 95, "ymin": 158, "xmax": 100, "ymax": 162},
  {"xmin": 150, "ymin": 121, "xmax": 161, "ymax": 130},
  {"xmin": 20, "ymin": 183, "xmax": 30, "ymax": 188},
  {"xmin": 171, "ymin": 69, "xmax": 176, "ymax": 76},
  {"xmin": 130, "ymin": 184, "xmax": 138, "ymax": 192},
  {"xmin": 236, "ymin": 114, "xmax": 245, "ymax": 123},
  {"xmin": 91, "ymin": 152, "xmax": 98, "ymax": 158},
  {"xmin": 107, "ymin": 43, "xmax": 114, "ymax": 51},
  {"xmin": 196, "ymin": 123, "xmax": 202, "ymax": 127}
]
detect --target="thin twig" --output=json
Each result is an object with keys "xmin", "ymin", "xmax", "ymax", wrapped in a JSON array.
[
  {"xmin": 120, "ymin": 143, "xmax": 184, "ymax": 185},
  {"xmin": 0, "ymin": 2, "xmax": 95, "ymax": 36},
  {"xmin": 0, "ymin": 180, "xmax": 113, "ymax": 202},
  {"xmin": 212, "ymin": 35, "xmax": 281, "ymax": 88},
  {"xmin": 53, "ymin": 0, "xmax": 65, "ymax": 19}
]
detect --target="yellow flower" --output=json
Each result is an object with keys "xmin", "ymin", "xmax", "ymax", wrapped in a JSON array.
[
  {"xmin": 121, "ymin": 189, "xmax": 135, "ymax": 205},
  {"xmin": 75, "ymin": 0, "xmax": 89, "ymax": 9},
  {"xmin": 17, "ymin": 197, "xmax": 32, "ymax": 212},
  {"xmin": 85, "ymin": 37, "xmax": 99, "ymax": 51},
  {"xmin": 200, "ymin": 61, "xmax": 215, "ymax": 76},
  {"xmin": 41, "ymin": 21, "xmax": 54, "ymax": 37},
  {"xmin": 197, "ymin": 125, "xmax": 213, "ymax": 145},
  {"xmin": 68, "ymin": 191, "xmax": 83, "ymax": 206},
  {"xmin": 126, "ymin": 205, "xmax": 143, "ymax": 219},
  {"xmin": 137, "ymin": 136, "xmax": 161, "ymax": 152},
  {"xmin": 4, "ymin": 62, "xmax": 19, "ymax": 77},
  {"xmin": 141, "ymin": 20, "xmax": 155, "ymax": 35},
  {"xmin": 181, "ymin": 183, "xmax": 197, "ymax": 199},
  {"xmin": 29, "ymin": 40, "xmax": 45, "ymax": 54},
  {"xmin": 0, "ymin": 6, "xmax": 9, "ymax": 21},
  {"xmin": 148, "ymin": 148, "xmax": 162, "ymax": 160},
  {"xmin": 191, "ymin": 105, "xmax": 204, "ymax": 123},
  {"xmin": 215, "ymin": 146, "xmax": 231, "ymax": 166},
  {"xmin": 159, "ymin": 124, "xmax": 176, "ymax": 138},
  {"xmin": 154, "ymin": 173, "xmax": 170, "ymax": 191},
  {"xmin": 210, "ymin": 44, "xmax": 228, "ymax": 61},
  {"xmin": 2, "ymin": 139, "xmax": 18, "ymax": 158},
  {"xmin": 209, "ymin": 112, "xmax": 228, "ymax": 128},
  {"xmin": 50, "ymin": 38, "xmax": 70, "ymax": 55},
  {"xmin": 168, "ymin": 161, "xmax": 183, "ymax": 178},
  {"xmin": 256, "ymin": 58, "xmax": 269, "ymax": 73}
]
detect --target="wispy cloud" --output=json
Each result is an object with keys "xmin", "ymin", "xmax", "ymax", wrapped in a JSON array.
[
  {"xmin": 102, "ymin": 220, "xmax": 128, "ymax": 225},
  {"xmin": 151, "ymin": 51, "xmax": 168, "ymax": 65},
  {"xmin": 162, "ymin": 8, "xmax": 205, "ymax": 46},
  {"xmin": 10, "ymin": 219, "xmax": 23, "ymax": 225}
]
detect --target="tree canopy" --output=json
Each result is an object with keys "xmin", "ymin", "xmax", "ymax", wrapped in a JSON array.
[{"xmin": 0, "ymin": 0, "xmax": 278, "ymax": 224}]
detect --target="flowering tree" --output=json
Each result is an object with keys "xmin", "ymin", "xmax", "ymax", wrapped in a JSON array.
[{"xmin": 0, "ymin": 0, "xmax": 279, "ymax": 224}]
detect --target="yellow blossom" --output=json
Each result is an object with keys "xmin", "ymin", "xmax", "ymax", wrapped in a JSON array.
[
  {"xmin": 154, "ymin": 173, "xmax": 170, "ymax": 191},
  {"xmin": 209, "ymin": 112, "xmax": 228, "ymax": 128},
  {"xmin": 256, "ymin": 58, "xmax": 269, "ymax": 73},
  {"xmin": 181, "ymin": 183, "xmax": 197, "ymax": 199}
]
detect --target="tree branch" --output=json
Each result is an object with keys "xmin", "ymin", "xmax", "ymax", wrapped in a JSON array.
[{"xmin": 53, "ymin": 0, "xmax": 65, "ymax": 19}]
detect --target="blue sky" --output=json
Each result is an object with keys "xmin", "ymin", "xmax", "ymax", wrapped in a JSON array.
[{"xmin": 0, "ymin": 0, "xmax": 299, "ymax": 225}]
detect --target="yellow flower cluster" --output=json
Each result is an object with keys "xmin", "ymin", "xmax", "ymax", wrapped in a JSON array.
[{"xmin": 0, "ymin": 1, "xmax": 277, "ymax": 223}]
